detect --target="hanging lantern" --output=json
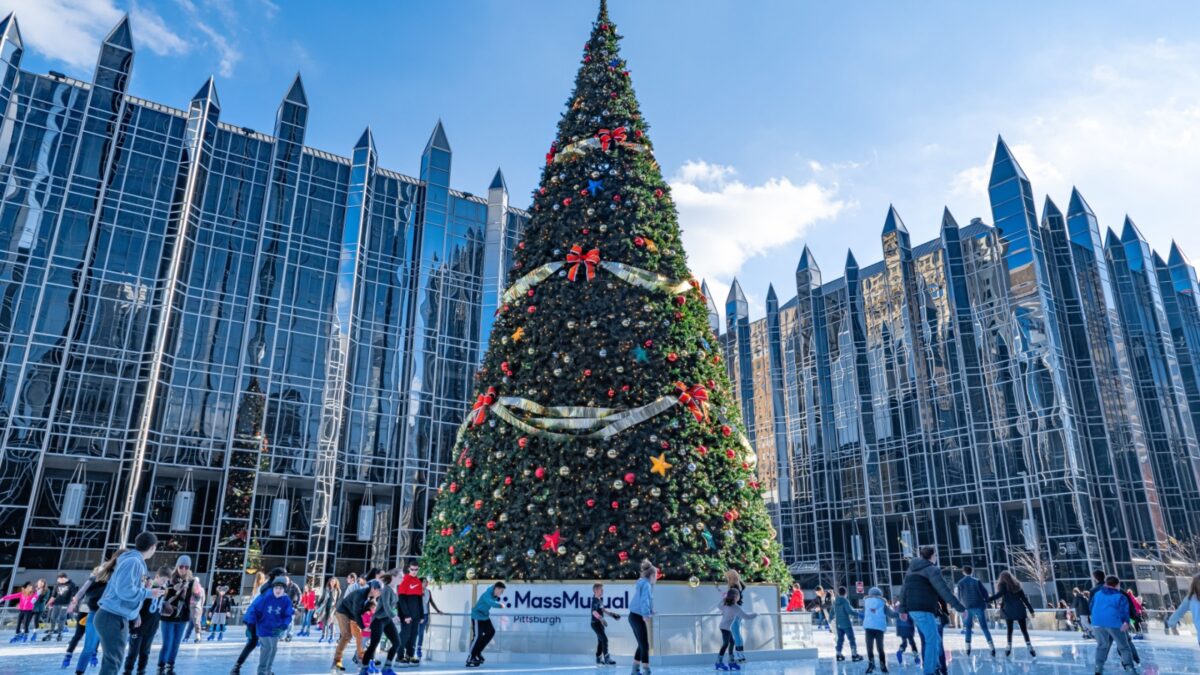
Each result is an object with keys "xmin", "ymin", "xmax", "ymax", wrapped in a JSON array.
[
  {"xmin": 60, "ymin": 460, "xmax": 88, "ymax": 527},
  {"xmin": 900, "ymin": 528, "xmax": 914, "ymax": 558},
  {"xmin": 170, "ymin": 469, "xmax": 196, "ymax": 532},
  {"xmin": 1021, "ymin": 518, "xmax": 1038, "ymax": 551},
  {"xmin": 269, "ymin": 480, "xmax": 289, "ymax": 537},
  {"xmin": 958, "ymin": 511, "xmax": 973, "ymax": 555},
  {"xmin": 851, "ymin": 533, "xmax": 864, "ymax": 561},
  {"xmin": 356, "ymin": 486, "xmax": 375, "ymax": 542}
]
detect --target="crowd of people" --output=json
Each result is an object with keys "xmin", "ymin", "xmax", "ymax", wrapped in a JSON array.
[{"xmin": 3, "ymin": 538, "xmax": 1199, "ymax": 674}]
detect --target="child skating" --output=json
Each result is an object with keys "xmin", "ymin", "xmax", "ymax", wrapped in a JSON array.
[
  {"xmin": 714, "ymin": 588, "xmax": 756, "ymax": 671},
  {"xmin": 832, "ymin": 586, "xmax": 862, "ymax": 662},
  {"xmin": 242, "ymin": 578, "xmax": 294, "ymax": 675},
  {"xmin": 861, "ymin": 587, "xmax": 896, "ymax": 673},
  {"xmin": 894, "ymin": 600, "xmax": 919, "ymax": 667},
  {"xmin": 2, "ymin": 582, "xmax": 37, "ymax": 642},
  {"xmin": 208, "ymin": 585, "xmax": 237, "ymax": 641},
  {"xmin": 590, "ymin": 583, "xmax": 621, "ymax": 666}
]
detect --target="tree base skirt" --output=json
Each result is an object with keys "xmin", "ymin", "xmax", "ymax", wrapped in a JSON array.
[{"xmin": 424, "ymin": 580, "xmax": 815, "ymax": 661}]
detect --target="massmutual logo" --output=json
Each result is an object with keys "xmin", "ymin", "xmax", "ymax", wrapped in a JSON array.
[{"xmin": 507, "ymin": 588, "xmax": 630, "ymax": 611}]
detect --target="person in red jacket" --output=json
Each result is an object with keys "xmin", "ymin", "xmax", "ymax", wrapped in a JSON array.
[
  {"xmin": 396, "ymin": 562, "xmax": 425, "ymax": 666},
  {"xmin": 299, "ymin": 585, "xmax": 318, "ymax": 637},
  {"xmin": 785, "ymin": 584, "xmax": 805, "ymax": 612}
]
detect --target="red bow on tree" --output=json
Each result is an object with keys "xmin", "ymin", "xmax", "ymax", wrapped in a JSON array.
[
  {"xmin": 675, "ymin": 382, "xmax": 709, "ymax": 422},
  {"xmin": 595, "ymin": 127, "xmax": 627, "ymax": 152},
  {"xmin": 470, "ymin": 386, "xmax": 496, "ymax": 426},
  {"xmin": 566, "ymin": 245, "xmax": 601, "ymax": 282}
]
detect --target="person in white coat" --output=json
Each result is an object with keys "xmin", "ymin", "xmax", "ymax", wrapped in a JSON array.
[{"xmin": 862, "ymin": 587, "xmax": 898, "ymax": 674}]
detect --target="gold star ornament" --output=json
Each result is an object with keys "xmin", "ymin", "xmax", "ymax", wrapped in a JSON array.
[{"xmin": 650, "ymin": 453, "xmax": 673, "ymax": 477}]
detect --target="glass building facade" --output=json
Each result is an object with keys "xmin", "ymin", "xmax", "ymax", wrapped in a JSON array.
[
  {"xmin": 722, "ymin": 138, "xmax": 1200, "ymax": 607},
  {"xmin": 0, "ymin": 15, "xmax": 528, "ymax": 592}
]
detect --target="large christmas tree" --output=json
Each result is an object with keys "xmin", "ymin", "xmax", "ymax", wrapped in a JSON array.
[{"xmin": 422, "ymin": 1, "xmax": 787, "ymax": 584}]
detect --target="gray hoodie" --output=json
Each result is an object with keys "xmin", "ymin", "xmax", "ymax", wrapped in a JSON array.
[{"xmin": 716, "ymin": 602, "xmax": 756, "ymax": 630}]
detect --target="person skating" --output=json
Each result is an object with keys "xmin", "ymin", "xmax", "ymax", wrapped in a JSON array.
[
  {"xmin": 1091, "ymin": 575, "xmax": 1137, "ymax": 674},
  {"xmin": 396, "ymin": 562, "xmax": 425, "ymax": 666},
  {"xmin": 719, "ymin": 570, "xmax": 748, "ymax": 664},
  {"xmin": 897, "ymin": 546, "xmax": 965, "ymax": 675},
  {"xmin": 955, "ymin": 565, "xmax": 995, "ymax": 657},
  {"xmin": 785, "ymin": 585, "xmax": 804, "ymax": 613},
  {"xmin": 2, "ymin": 582, "xmax": 37, "ymax": 642},
  {"xmin": 93, "ymin": 532, "xmax": 160, "ymax": 675},
  {"xmin": 47, "ymin": 573, "xmax": 79, "ymax": 642},
  {"xmin": 243, "ymin": 578, "xmax": 294, "ymax": 675},
  {"xmin": 281, "ymin": 574, "xmax": 303, "ymax": 642},
  {"xmin": 122, "ymin": 566, "xmax": 169, "ymax": 675},
  {"xmin": 358, "ymin": 575, "xmax": 404, "ymax": 675},
  {"xmin": 466, "ymin": 581, "xmax": 506, "ymax": 668},
  {"xmin": 1167, "ymin": 573, "xmax": 1200, "ymax": 647},
  {"xmin": 182, "ymin": 581, "xmax": 205, "ymax": 644},
  {"xmin": 66, "ymin": 549, "xmax": 125, "ymax": 672},
  {"xmin": 590, "ymin": 583, "xmax": 621, "ymax": 666},
  {"xmin": 231, "ymin": 566, "xmax": 287, "ymax": 674},
  {"xmin": 31, "ymin": 578, "xmax": 50, "ymax": 641},
  {"xmin": 415, "ymin": 577, "xmax": 441, "ymax": 661},
  {"xmin": 1124, "ymin": 589, "xmax": 1145, "ymax": 640},
  {"xmin": 894, "ymin": 600, "xmax": 919, "ymax": 667},
  {"xmin": 627, "ymin": 561, "xmax": 655, "ymax": 675},
  {"xmin": 299, "ymin": 584, "xmax": 317, "ymax": 638},
  {"xmin": 1073, "ymin": 587, "xmax": 1094, "ymax": 638},
  {"xmin": 714, "ymin": 588, "xmax": 756, "ymax": 671},
  {"xmin": 987, "ymin": 570, "xmax": 1036, "ymax": 658},
  {"xmin": 207, "ymin": 585, "xmax": 237, "ymax": 641},
  {"xmin": 862, "ymin": 587, "xmax": 896, "ymax": 674},
  {"xmin": 157, "ymin": 555, "xmax": 201, "ymax": 674},
  {"xmin": 315, "ymin": 577, "xmax": 341, "ymax": 644},
  {"xmin": 331, "ymin": 579, "xmax": 379, "ymax": 672},
  {"xmin": 832, "ymin": 586, "xmax": 863, "ymax": 662}
]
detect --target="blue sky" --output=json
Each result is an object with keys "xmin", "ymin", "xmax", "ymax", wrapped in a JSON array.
[{"xmin": 11, "ymin": 1, "xmax": 1200, "ymax": 322}]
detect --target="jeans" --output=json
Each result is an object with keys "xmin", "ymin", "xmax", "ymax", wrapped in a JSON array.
[
  {"xmin": 78, "ymin": 615, "xmax": 102, "ymax": 669},
  {"xmin": 1093, "ymin": 626, "xmax": 1135, "ymax": 671},
  {"xmin": 333, "ymin": 613, "xmax": 363, "ymax": 665},
  {"xmin": 730, "ymin": 615, "xmax": 744, "ymax": 649},
  {"xmin": 591, "ymin": 620, "xmax": 608, "ymax": 657},
  {"xmin": 92, "ymin": 610, "xmax": 129, "ymax": 675},
  {"xmin": 909, "ymin": 611, "xmax": 941, "ymax": 675},
  {"xmin": 157, "ymin": 621, "xmax": 188, "ymax": 666},
  {"xmin": 301, "ymin": 610, "xmax": 313, "ymax": 630},
  {"xmin": 49, "ymin": 606, "xmax": 69, "ymax": 636},
  {"xmin": 962, "ymin": 607, "xmax": 993, "ymax": 645},
  {"xmin": 628, "ymin": 613, "xmax": 649, "ymax": 663},
  {"xmin": 836, "ymin": 626, "xmax": 858, "ymax": 655},
  {"xmin": 257, "ymin": 636, "xmax": 279, "ymax": 675}
]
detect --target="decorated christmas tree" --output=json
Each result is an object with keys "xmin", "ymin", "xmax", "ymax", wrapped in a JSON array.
[{"xmin": 422, "ymin": 1, "xmax": 787, "ymax": 584}]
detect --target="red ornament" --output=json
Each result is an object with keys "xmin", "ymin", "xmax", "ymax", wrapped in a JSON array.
[
  {"xmin": 721, "ymin": 425, "xmax": 733, "ymax": 437},
  {"xmin": 518, "ymin": 437, "xmax": 529, "ymax": 448},
  {"xmin": 600, "ymin": 23, "xmax": 609, "ymax": 30},
  {"xmin": 674, "ymin": 311, "xmax": 683, "ymax": 321},
  {"xmin": 535, "ymin": 467, "xmax": 546, "ymax": 479},
  {"xmin": 527, "ymin": 305, "xmax": 536, "ymax": 314},
  {"xmin": 611, "ymin": 501, "xmax": 620, "ymax": 509},
  {"xmin": 618, "ymin": 551, "xmax": 629, "ymax": 562},
  {"xmin": 749, "ymin": 480, "xmax": 760, "ymax": 489},
  {"xmin": 651, "ymin": 522, "xmax": 662, "ymax": 533},
  {"xmin": 518, "ymin": 241, "xmax": 527, "ymax": 248},
  {"xmin": 654, "ymin": 188, "xmax": 664, "ymax": 199},
  {"xmin": 667, "ymin": 353, "xmax": 678, "ymax": 362},
  {"xmin": 608, "ymin": 525, "xmax": 618, "ymax": 534},
  {"xmin": 582, "ymin": 228, "xmax": 590, "ymax": 234},
  {"xmin": 674, "ymin": 295, "xmax": 686, "ymax": 306},
  {"xmin": 542, "ymin": 530, "xmax": 562, "ymax": 551},
  {"xmin": 761, "ymin": 556, "xmax": 771, "ymax": 568},
  {"xmin": 706, "ymin": 379, "xmax": 716, "ymax": 388},
  {"xmin": 584, "ymin": 369, "xmax": 592, "ymax": 377},
  {"xmin": 661, "ymin": 440, "xmax": 669, "ymax": 449},
  {"xmin": 723, "ymin": 511, "xmax": 735, "ymax": 522},
  {"xmin": 586, "ymin": 499, "xmax": 596, "ymax": 508},
  {"xmin": 635, "ymin": 129, "xmax": 644, "ymax": 138},
  {"xmin": 621, "ymin": 385, "xmax": 630, "ymax": 392},
  {"xmin": 504, "ymin": 476, "xmax": 513, "ymax": 486},
  {"xmin": 624, "ymin": 472, "xmax": 635, "ymax": 484},
  {"xmin": 449, "ymin": 482, "xmax": 459, "ymax": 493},
  {"xmin": 473, "ymin": 500, "xmax": 483, "ymax": 510},
  {"xmin": 726, "ymin": 449, "xmax": 736, "ymax": 459},
  {"xmin": 712, "ymin": 354, "xmax": 722, "ymax": 364},
  {"xmin": 450, "ymin": 556, "xmax": 458, "ymax": 565},
  {"xmin": 448, "ymin": 545, "xmax": 455, "ymax": 555},
  {"xmin": 486, "ymin": 520, "xmax": 496, "ymax": 530},
  {"xmin": 696, "ymin": 445, "xmax": 708, "ymax": 455},
  {"xmin": 607, "ymin": 389, "xmax": 616, "ymax": 398},
  {"xmin": 584, "ymin": 55, "xmax": 592, "ymax": 63},
  {"xmin": 633, "ymin": 236, "xmax": 645, "ymax": 247},
  {"xmin": 465, "ymin": 458, "xmax": 474, "ymax": 469},
  {"xmin": 580, "ymin": 189, "xmax": 589, "ymax": 196},
  {"xmin": 563, "ymin": 198, "xmax": 572, "ymax": 207},
  {"xmin": 644, "ymin": 339, "xmax": 653, "ymax": 348},
  {"xmin": 526, "ymin": 289, "xmax": 534, "ymax": 297},
  {"xmin": 610, "ymin": 92, "xmax": 618, "ymax": 99},
  {"xmin": 742, "ymin": 462, "xmax": 751, "ymax": 470},
  {"xmin": 612, "ymin": 194, "xmax": 621, "ymax": 202}
]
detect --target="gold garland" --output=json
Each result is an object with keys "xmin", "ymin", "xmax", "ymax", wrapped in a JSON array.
[{"xmin": 501, "ymin": 259, "xmax": 693, "ymax": 306}]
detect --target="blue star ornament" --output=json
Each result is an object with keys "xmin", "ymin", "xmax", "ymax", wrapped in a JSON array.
[{"xmin": 587, "ymin": 179, "xmax": 604, "ymax": 196}]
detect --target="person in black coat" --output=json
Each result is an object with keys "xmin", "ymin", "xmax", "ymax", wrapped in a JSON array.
[{"xmin": 987, "ymin": 570, "xmax": 1036, "ymax": 658}]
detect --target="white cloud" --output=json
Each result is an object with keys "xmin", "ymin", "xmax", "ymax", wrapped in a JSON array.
[
  {"xmin": 176, "ymin": 0, "xmax": 242, "ymax": 78},
  {"xmin": 945, "ymin": 39, "xmax": 1200, "ymax": 252},
  {"xmin": 669, "ymin": 159, "xmax": 845, "ymax": 302},
  {"xmin": 6, "ymin": 0, "xmax": 187, "ymax": 72}
]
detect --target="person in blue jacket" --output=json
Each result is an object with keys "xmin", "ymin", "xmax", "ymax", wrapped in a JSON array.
[
  {"xmin": 955, "ymin": 565, "xmax": 995, "ymax": 657},
  {"xmin": 629, "ymin": 560, "xmax": 656, "ymax": 675},
  {"xmin": 1090, "ymin": 575, "xmax": 1136, "ymax": 674},
  {"xmin": 466, "ymin": 582, "xmax": 506, "ymax": 668},
  {"xmin": 243, "ymin": 579, "xmax": 294, "ymax": 675}
]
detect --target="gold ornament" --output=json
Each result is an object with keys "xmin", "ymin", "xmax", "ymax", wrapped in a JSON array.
[
  {"xmin": 650, "ymin": 453, "xmax": 672, "ymax": 477},
  {"xmin": 512, "ymin": 327, "xmax": 525, "ymax": 342},
  {"xmin": 688, "ymin": 576, "xmax": 700, "ymax": 588},
  {"xmin": 466, "ymin": 568, "xmax": 476, "ymax": 580},
  {"xmin": 574, "ymin": 553, "xmax": 586, "ymax": 565}
]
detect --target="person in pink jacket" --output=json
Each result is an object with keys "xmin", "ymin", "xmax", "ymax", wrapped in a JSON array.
[{"xmin": 3, "ymin": 582, "xmax": 38, "ymax": 641}]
